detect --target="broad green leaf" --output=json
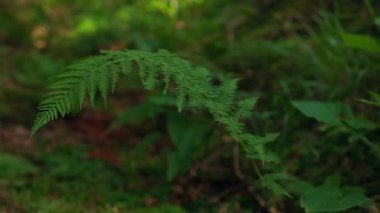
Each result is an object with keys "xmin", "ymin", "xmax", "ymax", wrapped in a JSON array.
[
  {"xmin": 323, "ymin": 173, "xmax": 341, "ymax": 186},
  {"xmin": 345, "ymin": 118, "xmax": 377, "ymax": 131},
  {"xmin": 167, "ymin": 114, "xmax": 211, "ymax": 180},
  {"xmin": 341, "ymin": 32, "xmax": 380, "ymax": 53},
  {"xmin": 0, "ymin": 153, "xmax": 38, "ymax": 179},
  {"xmin": 134, "ymin": 132, "xmax": 163, "ymax": 159},
  {"xmin": 375, "ymin": 17, "xmax": 380, "ymax": 28},
  {"xmin": 285, "ymin": 179, "xmax": 314, "ymax": 195},
  {"xmin": 300, "ymin": 185, "xmax": 371, "ymax": 212},
  {"xmin": 291, "ymin": 101, "xmax": 352, "ymax": 123},
  {"xmin": 167, "ymin": 152, "xmax": 189, "ymax": 181},
  {"xmin": 108, "ymin": 103, "xmax": 163, "ymax": 130}
]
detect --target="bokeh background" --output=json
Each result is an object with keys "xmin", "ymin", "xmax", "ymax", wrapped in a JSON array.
[{"xmin": 0, "ymin": 0, "xmax": 379, "ymax": 212}]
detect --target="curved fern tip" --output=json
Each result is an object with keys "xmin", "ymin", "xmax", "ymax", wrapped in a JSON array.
[{"xmin": 30, "ymin": 126, "xmax": 39, "ymax": 137}]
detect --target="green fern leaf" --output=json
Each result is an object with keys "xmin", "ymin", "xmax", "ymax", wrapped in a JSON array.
[
  {"xmin": 98, "ymin": 67, "xmax": 109, "ymax": 106},
  {"xmin": 31, "ymin": 49, "xmax": 273, "ymax": 167},
  {"xmin": 235, "ymin": 97, "xmax": 259, "ymax": 119},
  {"xmin": 120, "ymin": 58, "xmax": 132, "ymax": 75},
  {"xmin": 110, "ymin": 63, "xmax": 120, "ymax": 93},
  {"xmin": 86, "ymin": 70, "xmax": 97, "ymax": 106},
  {"xmin": 174, "ymin": 74, "xmax": 187, "ymax": 112}
]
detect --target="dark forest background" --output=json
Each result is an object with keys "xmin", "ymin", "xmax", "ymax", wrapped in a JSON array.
[{"xmin": 0, "ymin": 0, "xmax": 379, "ymax": 212}]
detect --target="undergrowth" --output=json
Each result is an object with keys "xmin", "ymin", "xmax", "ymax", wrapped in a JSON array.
[
  {"xmin": 24, "ymin": 1, "xmax": 380, "ymax": 211},
  {"xmin": 30, "ymin": 47, "xmax": 377, "ymax": 212}
]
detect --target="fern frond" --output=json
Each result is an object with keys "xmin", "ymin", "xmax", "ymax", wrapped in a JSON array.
[
  {"xmin": 86, "ymin": 69, "xmax": 97, "ymax": 106},
  {"xmin": 31, "ymin": 49, "xmax": 278, "ymax": 163},
  {"xmin": 119, "ymin": 58, "xmax": 132, "ymax": 75},
  {"xmin": 174, "ymin": 73, "xmax": 187, "ymax": 112},
  {"xmin": 97, "ymin": 66, "xmax": 109, "ymax": 105},
  {"xmin": 235, "ymin": 97, "xmax": 259, "ymax": 119},
  {"xmin": 109, "ymin": 63, "xmax": 120, "ymax": 93}
]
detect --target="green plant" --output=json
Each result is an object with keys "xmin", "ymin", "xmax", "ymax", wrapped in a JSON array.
[
  {"xmin": 31, "ymin": 49, "xmax": 277, "ymax": 166},
  {"xmin": 0, "ymin": 153, "xmax": 37, "ymax": 181},
  {"xmin": 31, "ymin": 47, "xmax": 378, "ymax": 212},
  {"xmin": 340, "ymin": 32, "xmax": 380, "ymax": 108},
  {"xmin": 109, "ymin": 95, "xmax": 216, "ymax": 180}
]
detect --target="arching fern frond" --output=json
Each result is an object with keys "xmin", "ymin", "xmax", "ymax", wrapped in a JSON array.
[{"xmin": 31, "ymin": 49, "xmax": 277, "ymax": 162}]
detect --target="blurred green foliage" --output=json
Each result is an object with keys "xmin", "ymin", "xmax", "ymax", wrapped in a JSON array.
[{"xmin": 1, "ymin": 0, "xmax": 379, "ymax": 212}]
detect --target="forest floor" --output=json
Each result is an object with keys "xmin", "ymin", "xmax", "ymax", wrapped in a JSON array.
[{"xmin": 0, "ymin": 92, "xmax": 265, "ymax": 212}]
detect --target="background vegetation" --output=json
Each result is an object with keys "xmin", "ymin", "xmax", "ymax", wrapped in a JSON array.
[{"xmin": 0, "ymin": 0, "xmax": 379, "ymax": 212}]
